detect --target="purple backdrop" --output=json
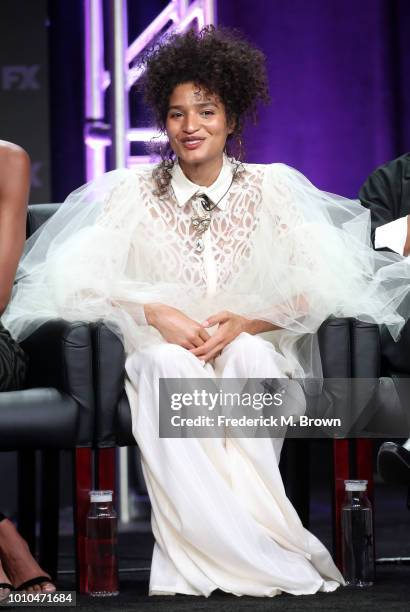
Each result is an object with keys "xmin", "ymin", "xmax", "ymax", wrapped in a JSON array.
[
  {"xmin": 48, "ymin": 0, "xmax": 410, "ymax": 200},
  {"xmin": 218, "ymin": 0, "xmax": 410, "ymax": 196}
]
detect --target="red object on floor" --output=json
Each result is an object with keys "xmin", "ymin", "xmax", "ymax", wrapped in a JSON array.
[
  {"xmin": 97, "ymin": 447, "xmax": 116, "ymax": 494},
  {"xmin": 74, "ymin": 448, "xmax": 93, "ymax": 593},
  {"xmin": 333, "ymin": 438, "xmax": 374, "ymax": 570}
]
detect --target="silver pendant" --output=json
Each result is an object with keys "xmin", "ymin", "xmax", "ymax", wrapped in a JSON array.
[
  {"xmin": 195, "ymin": 238, "xmax": 205, "ymax": 253},
  {"xmin": 191, "ymin": 215, "xmax": 211, "ymax": 233}
]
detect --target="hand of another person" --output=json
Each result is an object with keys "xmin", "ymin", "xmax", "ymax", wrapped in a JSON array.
[
  {"xmin": 189, "ymin": 310, "xmax": 250, "ymax": 362},
  {"xmin": 144, "ymin": 303, "xmax": 211, "ymax": 350}
]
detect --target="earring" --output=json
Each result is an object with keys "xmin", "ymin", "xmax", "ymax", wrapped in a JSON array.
[{"xmin": 236, "ymin": 136, "xmax": 244, "ymax": 162}]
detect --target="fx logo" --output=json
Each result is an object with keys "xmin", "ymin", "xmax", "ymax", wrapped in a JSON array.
[{"xmin": 2, "ymin": 65, "xmax": 40, "ymax": 90}]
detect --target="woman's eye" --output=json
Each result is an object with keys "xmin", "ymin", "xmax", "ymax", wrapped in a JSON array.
[
  {"xmin": 201, "ymin": 110, "xmax": 215, "ymax": 116},
  {"xmin": 170, "ymin": 112, "xmax": 183, "ymax": 118}
]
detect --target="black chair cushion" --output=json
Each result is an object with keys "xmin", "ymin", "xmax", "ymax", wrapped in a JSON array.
[
  {"xmin": 26, "ymin": 204, "xmax": 60, "ymax": 237},
  {"xmin": 0, "ymin": 388, "xmax": 79, "ymax": 450},
  {"xmin": 21, "ymin": 319, "xmax": 94, "ymax": 447},
  {"xmin": 92, "ymin": 322, "xmax": 125, "ymax": 447},
  {"xmin": 318, "ymin": 318, "xmax": 352, "ymax": 377},
  {"xmin": 116, "ymin": 392, "xmax": 135, "ymax": 447}
]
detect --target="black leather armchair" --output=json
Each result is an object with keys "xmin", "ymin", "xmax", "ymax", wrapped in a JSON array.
[
  {"xmin": 0, "ymin": 204, "xmax": 94, "ymax": 592},
  {"xmin": 91, "ymin": 316, "xmax": 382, "ymax": 568}
]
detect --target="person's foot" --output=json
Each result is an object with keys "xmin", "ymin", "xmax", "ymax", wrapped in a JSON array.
[
  {"xmin": 0, "ymin": 559, "xmax": 12, "ymax": 601},
  {"xmin": 0, "ymin": 519, "xmax": 56, "ymax": 593}
]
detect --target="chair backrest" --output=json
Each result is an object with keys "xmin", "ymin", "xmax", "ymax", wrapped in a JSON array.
[{"xmin": 26, "ymin": 203, "xmax": 60, "ymax": 238}]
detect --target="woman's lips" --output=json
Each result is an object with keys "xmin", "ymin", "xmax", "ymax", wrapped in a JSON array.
[{"xmin": 181, "ymin": 139, "xmax": 204, "ymax": 150}]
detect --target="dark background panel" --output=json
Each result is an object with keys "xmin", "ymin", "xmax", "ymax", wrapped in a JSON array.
[
  {"xmin": 47, "ymin": 0, "xmax": 84, "ymax": 203},
  {"xmin": 0, "ymin": 0, "xmax": 51, "ymax": 203}
]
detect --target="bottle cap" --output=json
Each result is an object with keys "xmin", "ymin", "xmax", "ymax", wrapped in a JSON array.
[
  {"xmin": 89, "ymin": 490, "xmax": 113, "ymax": 503},
  {"xmin": 344, "ymin": 479, "xmax": 367, "ymax": 491}
]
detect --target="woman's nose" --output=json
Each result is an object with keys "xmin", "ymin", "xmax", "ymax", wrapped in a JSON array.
[{"xmin": 182, "ymin": 112, "xmax": 200, "ymax": 133}]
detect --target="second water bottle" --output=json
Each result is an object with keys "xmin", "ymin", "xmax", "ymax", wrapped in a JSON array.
[{"xmin": 86, "ymin": 490, "xmax": 119, "ymax": 597}]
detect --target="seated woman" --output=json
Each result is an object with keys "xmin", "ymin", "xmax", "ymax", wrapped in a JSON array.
[
  {"xmin": 0, "ymin": 140, "xmax": 56, "ymax": 598},
  {"xmin": 4, "ymin": 28, "xmax": 410, "ymax": 597}
]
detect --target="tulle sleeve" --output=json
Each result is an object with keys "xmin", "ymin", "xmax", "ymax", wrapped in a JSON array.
[
  {"xmin": 3, "ymin": 167, "xmax": 192, "ymax": 352},
  {"xmin": 219, "ymin": 163, "xmax": 410, "ymax": 376}
]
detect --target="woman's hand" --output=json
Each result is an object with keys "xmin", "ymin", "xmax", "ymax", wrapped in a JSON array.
[
  {"xmin": 189, "ymin": 311, "xmax": 280, "ymax": 362},
  {"xmin": 144, "ymin": 303, "xmax": 211, "ymax": 350},
  {"xmin": 189, "ymin": 311, "xmax": 251, "ymax": 362}
]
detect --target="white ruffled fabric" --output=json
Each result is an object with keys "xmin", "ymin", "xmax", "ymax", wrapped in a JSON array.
[{"xmin": 4, "ymin": 160, "xmax": 410, "ymax": 379}]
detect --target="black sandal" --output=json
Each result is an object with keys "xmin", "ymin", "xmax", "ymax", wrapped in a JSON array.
[
  {"xmin": 15, "ymin": 576, "xmax": 55, "ymax": 592},
  {"xmin": 0, "ymin": 582, "xmax": 13, "ymax": 602}
]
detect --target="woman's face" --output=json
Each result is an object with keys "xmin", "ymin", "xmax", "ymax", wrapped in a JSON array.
[{"xmin": 165, "ymin": 82, "xmax": 233, "ymax": 167}]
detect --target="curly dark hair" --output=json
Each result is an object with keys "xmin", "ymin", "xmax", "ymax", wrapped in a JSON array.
[{"xmin": 138, "ymin": 25, "xmax": 270, "ymax": 194}]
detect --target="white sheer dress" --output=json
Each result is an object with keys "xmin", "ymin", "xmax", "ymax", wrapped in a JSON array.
[{"xmin": 5, "ymin": 155, "xmax": 410, "ymax": 596}]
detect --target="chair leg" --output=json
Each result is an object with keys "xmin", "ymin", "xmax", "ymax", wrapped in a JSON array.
[
  {"xmin": 333, "ymin": 439, "xmax": 349, "ymax": 569},
  {"xmin": 355, "ymin": 439, "xmax": 374, "ymax": 501},
  {"xmin": 18, "ymin": 450, "xmax": 37, "ymax": 554},
  {"xmin": 72, "ymin": 448, "xmax": 92, "ymax": 594},
  {"xmin": 355, "ymin": 438, "xmax": 375, "ymax": 561},
  {"xmin": 39, "ymin": 450, "xmax": 60, "ymax": 579},
  {"xmin": 96, "ymin": 448, "xmax": 116, "ymax": 496},
  {"xmin": 281, "ymin": 439, "xmax": 310, "ymax": 527}
]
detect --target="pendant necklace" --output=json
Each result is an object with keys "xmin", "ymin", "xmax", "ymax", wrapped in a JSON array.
[{"xmin": 191, "ymin": 164, "xmax": 240, "ymax": 253}]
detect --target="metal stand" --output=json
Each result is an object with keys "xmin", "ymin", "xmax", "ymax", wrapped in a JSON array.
[{"xmin": 84, "ymin": 0, "xmax": 216, "ymax": 179}]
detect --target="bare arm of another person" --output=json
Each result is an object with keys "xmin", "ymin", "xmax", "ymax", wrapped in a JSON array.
[
  {"xmin": 0, "ymin": 142, "xmax": 30, "ymax": 315},
  {"xmin": 404, "ymin": 215, "xmax": 410, "ymax": 256}
]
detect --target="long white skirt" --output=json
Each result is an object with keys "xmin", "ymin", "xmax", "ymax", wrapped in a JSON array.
[{"xmin": 125, "ymin": 332, "xmax": 344, "ymax": 597}]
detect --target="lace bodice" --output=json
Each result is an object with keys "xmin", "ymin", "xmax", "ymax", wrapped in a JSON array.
[{"xmin": 127, "ymin": 164, "xmax": 266, "ymax": 297}]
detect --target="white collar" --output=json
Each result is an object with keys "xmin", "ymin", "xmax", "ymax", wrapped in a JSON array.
[{"xmin": 170, "ymin": 155, "xmax": 235, "ymax": 210}]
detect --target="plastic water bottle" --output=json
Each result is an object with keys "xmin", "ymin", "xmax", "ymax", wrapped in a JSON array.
[
  {"xmin": 86, "ymin": 490, "xmax": 119, "ymax": 596},
  {"xmin": 341, "ymin": 479, "xmax": 375, "ymax": 586}
]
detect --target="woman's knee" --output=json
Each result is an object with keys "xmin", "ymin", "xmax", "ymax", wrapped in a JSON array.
[
  {"xmin": 225, "ymin": 332, "xmax": 273, "ymax": 359},
  {"xmin": 126, "ymin": 343, "xmax": 196, "ymax": 379},
  {"xmin": 221, "ymin": 332, "xmax": 288, "ymax": 377}
]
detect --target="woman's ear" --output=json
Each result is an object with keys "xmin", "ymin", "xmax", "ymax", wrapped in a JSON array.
[{"xmin": 227, "ymin": 116, "xmax": 236, "ymax": 135}]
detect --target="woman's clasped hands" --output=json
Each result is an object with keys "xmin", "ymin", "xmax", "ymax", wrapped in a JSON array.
[
  {"xmin": 144, "ymin": 303, "xmax": 250, "ymax": 362},
  {"xmin": 190, "ymin": 311, "xmax": 250, "ymax": 362}
]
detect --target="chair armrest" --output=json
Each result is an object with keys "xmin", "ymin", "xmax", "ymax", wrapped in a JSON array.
[
  {"xmin": 0, "ymin": 389, "xmax": 79, "ymax": 450},
  {"xmin": 21, "ymin": 319, "xmax": 94, "ymax": 446},
  {"xmin": 92, "ymin": 322, "xmax": 126, "ymax": 447}
]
